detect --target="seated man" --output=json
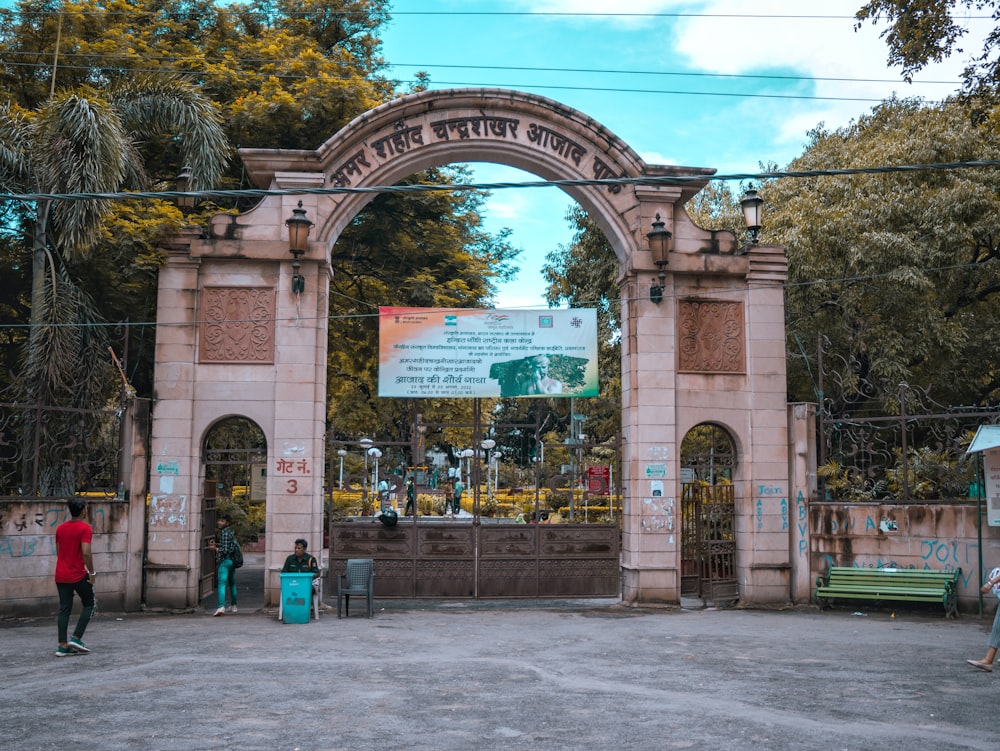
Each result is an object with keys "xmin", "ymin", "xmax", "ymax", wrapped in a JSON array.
[{"xmin": 282, "ymin": 539, "xmax": 321, "ymax": 591}]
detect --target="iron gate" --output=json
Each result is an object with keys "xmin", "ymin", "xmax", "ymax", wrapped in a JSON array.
[
  {"xmin": 680, "ymin": 482, "xmax": 737, "ymax": 604},
  {"xmin": 199, "ymin": 481, "xmax": 218, "ymax": 600},
  {"xmin": 328, "ymin": 520, "xmax": 621, "ymax": 599}
]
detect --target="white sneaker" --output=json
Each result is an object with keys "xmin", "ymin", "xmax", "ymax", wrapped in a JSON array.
[
  {"xmin": 230, "ymin": 605, "xmax": 238, "ymax": 614},
  {"xmin": 213, "ymin": 607, "xmax": 225, "ymax": 617}
]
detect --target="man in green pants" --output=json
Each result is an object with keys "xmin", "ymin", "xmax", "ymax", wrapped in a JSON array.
[{"xmin": 208, "ymin": 514, "xmax": 238, "ymax": 616}]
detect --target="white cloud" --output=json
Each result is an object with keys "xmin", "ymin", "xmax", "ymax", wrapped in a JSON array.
[
  {"xmin": 673, "ymin": 0, "xmax": 990, "ymax": 140},
  {"xmin": 515, "ymin": 0, "xmax": 989, "ymax": 150}
]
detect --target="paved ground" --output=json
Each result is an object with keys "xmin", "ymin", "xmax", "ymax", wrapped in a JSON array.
[{"xmin": 4, "ymin": 558, "xmax": 1000, "ymax": 751}]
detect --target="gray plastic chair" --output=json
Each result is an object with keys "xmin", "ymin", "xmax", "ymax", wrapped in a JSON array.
[{"xmin": 336, "ymin": 558, "xmax": 374, "ymax": 618}]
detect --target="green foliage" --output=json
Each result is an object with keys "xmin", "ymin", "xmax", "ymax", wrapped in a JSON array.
[
  {"xmin": 0, "ymin": 67, "xmax": 228, "ymax": 494},
  {"xmin": 326, "ymin": 165, "xmax": 520, "ymax": 451},
  {"xmin": 0, "ymin": 1, "xmax": 521, "ymax": 473},
  {"xmin": 885, "ymin": 447, "xmax": 975, "ymax": 500},
  {"xmin": 217, "ymin": 495, "xmax": 265, "ymax": 543},
  {"xmin": 768, "ymin": 97, "xmax": 1000, "ymax": 414},
  {"xmin": 856, "ymin": 1, "xmax": 1000, "ymax": 96},
  {"xmin": 817, "ymin": 460, "xmax": 888, "ymax": 501},
  {"xmin": 534, "ymin": 205, "xmax": 622, "ymax": 449},
  {"xmin": 685, "ymin": 179, "xmax": 748, "ymax": 236}
]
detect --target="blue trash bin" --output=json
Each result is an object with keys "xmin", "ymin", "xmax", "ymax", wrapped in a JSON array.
[{"xmin": 280, "ymin": 572, "xmax": 312, "ymax": 624}]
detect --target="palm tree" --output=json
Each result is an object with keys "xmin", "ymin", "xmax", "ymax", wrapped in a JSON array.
[{"xmin": 0, "ymin": 75, "xmax": 229, "ymax": 494}]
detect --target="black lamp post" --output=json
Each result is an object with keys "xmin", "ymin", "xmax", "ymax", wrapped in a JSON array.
[
  {"xmin": 646, "ymin": 213, "xmax": 672, "ymax": 304},
  {"xmin": 285, "ymin": 201, "xmax": 313, "ymax": 294},
  {"xmin": 740, "ymin": 188, "xmax": 764, "ymax": 245},
  {"xmin": 175, "ymin": 165, "xmax": 196, "ymax": 211}
]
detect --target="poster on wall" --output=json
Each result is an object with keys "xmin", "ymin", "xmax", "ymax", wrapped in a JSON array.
[
  {"xmin": 984, "ymin": 448, "xmax": 1000, "ymax": 527},
  {"xmin": 378, "ymin": 307, "xmax": 599, "ymax": 398}
]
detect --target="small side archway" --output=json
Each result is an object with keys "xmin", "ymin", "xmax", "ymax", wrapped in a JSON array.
[
  {"xmin": 679, "ymin": 422, "xmax": 739, "ymax": 605},
  {"xmin": 145, "ymin": 88, "xmax": 792, "ymax": 609},
  {"xmin": 198, "ymin": 416, "xmax": 267, "ymax": 602}
]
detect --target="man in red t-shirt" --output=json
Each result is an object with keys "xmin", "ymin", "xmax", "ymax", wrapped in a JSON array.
[{"xmin": 54, "ymin": 498, "xmax": 96, "ymax": 656}]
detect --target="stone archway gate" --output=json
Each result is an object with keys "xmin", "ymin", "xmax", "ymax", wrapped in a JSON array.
[{"xmin": 145, "ymin": 88, "xmax": 796, "ymax": 610}]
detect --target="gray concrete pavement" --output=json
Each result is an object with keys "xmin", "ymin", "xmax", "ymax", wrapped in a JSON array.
[{"xmin": 4, "ymin": 560, "xmax": 1000, "ymax": 751}]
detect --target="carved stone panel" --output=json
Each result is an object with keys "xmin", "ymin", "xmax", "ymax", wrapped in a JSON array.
[
  {"xmin": 199, "ymin": 287, "xmax": 275, "ymax": 363},
  {"xmin": 677, "ymin": 299, "xmax": 745, "ymax": 374}
]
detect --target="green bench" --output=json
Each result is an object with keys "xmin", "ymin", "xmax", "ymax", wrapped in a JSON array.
[{"xmin": 814, "ymin": 566, "xmax": 961, "ymax": 619}]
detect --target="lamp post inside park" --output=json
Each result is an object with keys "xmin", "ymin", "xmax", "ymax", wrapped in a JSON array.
[
  {"xmin": 481, "ymin": 439, "xmax": 496, "ymax": 499},
  {"xmin": 337, "ymin": 448, "xmax": 347, "ymax": 489},
  {"xmin": 359, "ymin": 437, "xmax": 373, "ymax": 502}
]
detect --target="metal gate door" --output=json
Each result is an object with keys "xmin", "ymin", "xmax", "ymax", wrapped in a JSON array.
[
  {"xmin": 680, "ymin": 483, "xmax": 737, "ymax": 604},
  {"xmin": 199, "ymin": 480, "xmax": 218, "ymax": 600},
  {"xmin": 328, "ymin": 521, "xmax": 621, "ymax": 599}
]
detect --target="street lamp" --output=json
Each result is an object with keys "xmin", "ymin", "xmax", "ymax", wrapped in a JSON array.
[
  {"xmin": 491, "ymin": 451, "xmax": 501, "ymax": 498},
  {"xmin": 337, "ymin": 448, "xmax": 347, "ymax": 490},
  {"xmin": 368, "ymin": 447, "xmax": 382, "ymax": 496},
  {"xmin": 359, "ymin": 438, "xmax": 373, "ymax": 502},
  {"xmin": 285, "ymin": 201, "xmax": 313, "ymax": 294},
  {"xmin": 481, "ymin": 439, "xmax": 496, "ymax": 499},
  {"xmin": 460, "ymin": 448, "xmax": 475, "ymax": 488},
  {"xmin": 740, "ymin": 187, "xmax": 764, "ymax": 245},
  {"xmin": 646, "ymin": 213, "xmax": 672, "ymax": 304},
  {"xmin": 175, "ymin": 165, "xmax": 196, "ymax": 211}
]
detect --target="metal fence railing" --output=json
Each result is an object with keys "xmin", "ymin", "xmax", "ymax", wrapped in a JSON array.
[{"xmin": 0, "ymin": 400, "xmax": 123, "ymax": 497}]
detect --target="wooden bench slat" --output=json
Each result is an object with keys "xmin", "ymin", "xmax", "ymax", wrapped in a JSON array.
[{"xmin": 814, "ymin": 566, "xmax": 960, "ymax": 618}]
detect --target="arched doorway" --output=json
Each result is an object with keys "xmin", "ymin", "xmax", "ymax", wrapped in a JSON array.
[
  {"xmin": 145, "ymin": 87, "xmax": 792, "ymax": 609},
  {"xmin": 680, "ymin": 423, "xmax": 738, "ymax": 605},
  {"xmin": 199, "ymin": 417, "xmax": 267, "ymax": 602}
]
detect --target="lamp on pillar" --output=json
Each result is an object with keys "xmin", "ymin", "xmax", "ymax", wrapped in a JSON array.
[
  {"xmin": 285, "ymin": 200, "xmax": 313, "ymax": 294},
  {"xmin": 740, "ymin": 187, "xmax": 764, "ymax": 246},
  {"xmin": 646, "ymin": 213, "xmax": 672, "ymax": 304},
  {"xmin": 175, "ymin": 165, "xmax": 196, "ymax": 211}
]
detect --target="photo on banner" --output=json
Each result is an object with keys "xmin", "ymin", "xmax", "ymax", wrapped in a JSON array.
[{"xmin": 378, "ymin": 307, "xmax": 599, "ymax": 398}]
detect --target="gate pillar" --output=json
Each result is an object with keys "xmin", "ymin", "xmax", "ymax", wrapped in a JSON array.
[
  {"xmin": 145, "ymin": 175, "xmax": 329, "ymax": 609},
  {"xmin": 621, "ymin": 187, "xmax": 790, "ymax": 606}
]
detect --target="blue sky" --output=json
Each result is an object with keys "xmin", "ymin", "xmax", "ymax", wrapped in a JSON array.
[
  {"xmin": 0, "ymin": 1, "xmax": 986, "ymax": 308},
  {"xmin": 379, "ymin": 1, "xmax": 989, "ymax": 308}
]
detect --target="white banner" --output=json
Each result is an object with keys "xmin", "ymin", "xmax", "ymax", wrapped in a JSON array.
[{"xmin": 378, "ymin": 307, "xmax": 599, "ymax": 398}]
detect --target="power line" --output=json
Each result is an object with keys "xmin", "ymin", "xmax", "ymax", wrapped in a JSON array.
[
  {"xmin": 0, "ymin": 259, "xmax": 987, "ymax": 331},
  {"xmin": 0, "ymin": 7, "xmax": 992, "ymax": 21},
  {"xmin": 385, "ymin": 62, "xmax": 960, "ymax": 87},
  {"xmin": 0, "ymin": 9, "xmax": 943, "ymax": 20},
  {"xmin": 410, "ymin": 80, "xmax": 896, "ymax": 103},
  {"xmin": 3, "ymin": 161, "xmax": 999, "ymax": 205},
  {"xmin": 1, "ymin": 49, "xmax": 959, "ymax": 88},
  {"xmin": 0, "ymin": 59, "xmax": 938, "ymax": 105}
]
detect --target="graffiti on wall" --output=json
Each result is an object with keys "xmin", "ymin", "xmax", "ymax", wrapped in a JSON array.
[
  {"xmin": 640, "ymin": 496, "xmax": 674, "ymax": 535},
  {"xmin": 0, "ymin": 504, "xmax": 108, "ymax": 558},
  {"xmin": 797, "ymin": 491, "xmax": 808, "ymax": 558},
  {"xmin": 754, "ymin": 484, "xmax": 786, "ymax": 533},
  {"xmin": 149, "ymin": 496, "xmax": 187, "ymax": 528}
]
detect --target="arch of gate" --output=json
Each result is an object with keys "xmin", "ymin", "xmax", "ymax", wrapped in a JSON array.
[{"xmin": 145, "ymin": 88, "xmax": 792, "ymax": 609}]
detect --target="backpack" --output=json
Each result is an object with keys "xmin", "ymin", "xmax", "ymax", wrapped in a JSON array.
[{"xmin": 230, "ymin": 541, "xmax": 244, "ymax": 569}]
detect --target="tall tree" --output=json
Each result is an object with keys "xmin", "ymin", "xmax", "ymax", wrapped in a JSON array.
[
  {"xmin": 326, "ymin": 166, "xmax": 520, "ymax": 455},
  {"xmin": 0, "ymin": 0, "xmax": 524, "ymax": 483},
  {"xmin": 767, "ymin": 96, "xmax": 1000, "ymax": 415},
  {"xmin": 856, "ymin": 0, "xmax": 1000, "ymax": 96},
  {"xmin": 535, "ymin": 205, "xmax": 622, "ymax": 450},
  {"xmin": 0, "ymin": 76, "xmax": 228, "ymax": 493}
]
